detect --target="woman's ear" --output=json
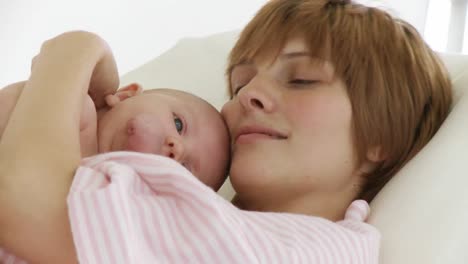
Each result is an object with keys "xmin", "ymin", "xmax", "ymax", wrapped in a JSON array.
[
  {"xmin": 358, "ymin": 146, "xmax": 386, "ymax": 174},
  {"xmin": 366, "ymin": 146, "xmax": 385, "ymax": 162},
  {"xmin": 105, "ymin": 83, "xmax": 143, "ymax": 107}
]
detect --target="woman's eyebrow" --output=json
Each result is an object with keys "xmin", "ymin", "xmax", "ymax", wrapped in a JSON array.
[
  {"xmin": 279, "ymin": 51, "xmax": 311, "ymax": 60},
  {"xmin": 279, "ymin": 52, "xmax": 328, "ymax": 67},
  {"xmin": 232, "ymin": 52, "xmax": 311, "ymax": 68},
  {"xmin": 280, "ymin": 52, "xmax": 335, "ymax": 80}
]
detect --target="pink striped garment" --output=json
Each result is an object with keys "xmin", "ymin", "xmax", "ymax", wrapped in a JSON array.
[
  {"xmin": 0, "ymin": 249, "xmax": 27, "ymax": 264},
  {"xmin": 0, "ymin": 152, "xmax": 380, "ymax": 263}
]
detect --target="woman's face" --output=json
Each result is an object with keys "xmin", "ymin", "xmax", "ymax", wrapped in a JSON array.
[{"xmin": 221, "ymin": 38, "xmax": 362, "ymax": 208}]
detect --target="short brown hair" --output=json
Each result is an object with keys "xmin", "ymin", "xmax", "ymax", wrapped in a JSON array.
[{"xmin": 227, "ymin": 0, "xmax": 452, "ymax": 202}]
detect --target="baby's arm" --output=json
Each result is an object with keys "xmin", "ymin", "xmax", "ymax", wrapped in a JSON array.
[
  {"xmin": 0, "ymin": 81, "xmax": 98, "ymax": 157},
  {"xmin": 0, "ymin": 82, "xmax": 24, "ymax": 139},
  {"xmin": 0, "ymin": 31, "xmax": 118, "ymax": 263}
]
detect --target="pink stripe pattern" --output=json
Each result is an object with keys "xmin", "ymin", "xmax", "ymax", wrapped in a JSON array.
[{"xmin": 1, "ymin": 152, "xmax": 380, "ymax": 263}]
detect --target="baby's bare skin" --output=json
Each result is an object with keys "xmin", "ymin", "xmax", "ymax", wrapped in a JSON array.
[
  {"xmin": 0, "ymin": 81, "xmax": 98, "ymax": 157},
  {"xmin": 0, "ymin": 81, "xmax": 229, "ymax": 190}
]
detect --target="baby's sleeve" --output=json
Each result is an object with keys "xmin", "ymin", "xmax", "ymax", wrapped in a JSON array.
[
  {"xmin": 0, "ymin": 248, "xmax": 28, "ymax": 264},
  {"xmin": 67, "ymin": 152, "xmax": 380, "ymax": 264},
  {"xmin": 68, "ymin": 152, "xmax": 259, "ymax": 264}
]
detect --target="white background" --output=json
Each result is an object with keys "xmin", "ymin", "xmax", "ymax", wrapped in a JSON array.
[
  {"xmin": 0, "ymin": 0, "xmax": 267, "ymax": 87},
  {"xmin": 0, "ymin": 0, "xmax": 458, "ymax": 88}
]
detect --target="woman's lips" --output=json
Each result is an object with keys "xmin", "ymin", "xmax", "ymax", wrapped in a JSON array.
[
  {"xmin": 235, "ymin": 125, "xmax": 288, "ymax": 144},
  {"xmin": 236, "ymin": 132, "xmax": 286, "ymax": 144}
]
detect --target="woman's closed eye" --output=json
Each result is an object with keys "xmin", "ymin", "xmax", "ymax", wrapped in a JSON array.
[
  {"xmin": 289, "ymin": 79, "xmax": 318, "ymax": 86},
  {"xmin": 233, "ymin": 79, "xmax": 317, "ymax": 96}
]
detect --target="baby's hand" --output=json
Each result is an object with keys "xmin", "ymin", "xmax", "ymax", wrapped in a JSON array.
[{"xmin": 33, "ymin": 31, "xmax": 120, "ymax": 108}]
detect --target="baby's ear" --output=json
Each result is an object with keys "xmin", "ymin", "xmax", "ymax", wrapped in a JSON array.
[{"xmin": 105, "ymin": 83, "xmax": 143, "ymax": 107}]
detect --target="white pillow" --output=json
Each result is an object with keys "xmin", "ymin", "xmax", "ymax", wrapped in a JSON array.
[
  {"xmin": 121, "ymin": 31, "xmax": 468, "ymax": 263},
  {"xmin": 369, "ymin": 52, "xmax": 468, "ymax": 264},
  {"xmin": 121, "ymin": 31, "xmax": 238, "ymax": 111}
]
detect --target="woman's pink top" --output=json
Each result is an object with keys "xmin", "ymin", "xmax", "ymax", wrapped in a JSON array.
[{"xmin": 1, "ymin": 152, "xmax": 380, "ymax": 263}]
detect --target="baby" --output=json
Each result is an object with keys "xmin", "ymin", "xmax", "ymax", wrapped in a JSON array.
[{"xmin": 0, "ymin": 81, "xmax": 230, "ymax": 191}]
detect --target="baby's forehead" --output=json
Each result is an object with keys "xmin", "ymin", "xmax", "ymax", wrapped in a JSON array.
[
  {"xmin": 143, "ymin": 88, "xmax": 190, "ymax": 97},
  {"xmin": 145, "ymin": 88, "xmax": 208, "ymax": 105},
  {"xmin": 144, "ymin": 88, "xmax": 222, "ymax": 118}
]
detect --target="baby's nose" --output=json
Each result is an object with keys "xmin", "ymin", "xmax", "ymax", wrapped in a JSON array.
[{"xmin": 162, "ymin": 136, "xmax": 185, "ymax": 162}]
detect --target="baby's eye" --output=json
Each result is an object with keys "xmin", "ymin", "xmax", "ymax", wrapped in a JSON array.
[{"xmin": 174, "ymin": 116, "xmax": 184, "ymax": 134}]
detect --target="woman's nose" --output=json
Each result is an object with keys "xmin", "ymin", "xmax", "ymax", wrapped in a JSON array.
[
  {"xmin": 237, "ymin": 78, "xmax": 276, "ymax": 113},
  {"xmin": 162, "ymin": 136, "xmax": 185, "ymax": 162}
]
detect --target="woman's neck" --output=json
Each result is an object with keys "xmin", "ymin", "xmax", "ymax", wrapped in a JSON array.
[{"xmin": 234, "ymin": 187, "xmax": 359, "ymax": 221}]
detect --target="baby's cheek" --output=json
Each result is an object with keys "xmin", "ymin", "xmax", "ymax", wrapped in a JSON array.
[{"xmin": 124, "ymin": 114, "xmax": 164, "ymax": 153}]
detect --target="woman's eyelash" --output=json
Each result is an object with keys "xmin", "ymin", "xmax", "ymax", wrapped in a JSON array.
[
  {"xmin": 289, "ymin": 79, "xmax": 317, "ymax": 85},
  {"xmin": 232, "ymin": 79, "xmax": 316, "ymax": 97}
]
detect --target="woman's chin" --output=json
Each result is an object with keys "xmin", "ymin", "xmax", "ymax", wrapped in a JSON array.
[{"xmin": 230, "ymin": 159, "xmax": 275, "ymax": 190}]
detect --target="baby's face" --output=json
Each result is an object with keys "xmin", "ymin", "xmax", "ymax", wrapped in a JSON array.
[{"xmin": 97, "ymin": 88, "xmax": 230, "ymax": 191}]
